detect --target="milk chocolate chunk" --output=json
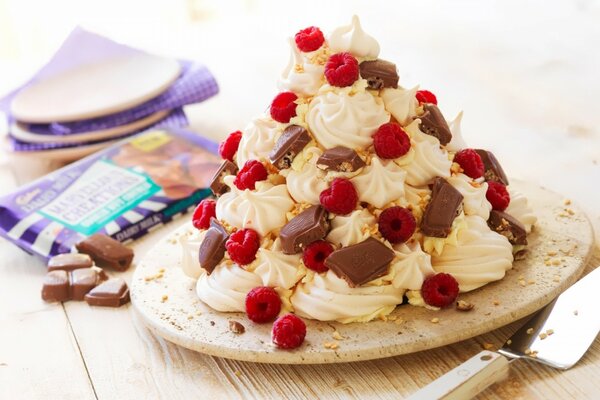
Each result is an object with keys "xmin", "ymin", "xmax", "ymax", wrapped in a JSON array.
[
  {"xmin": 269, "ymin": 125, "xmax": 311, "ymax": 169},
  {"xmin": 475, "ymin": 149, "xmax": 509, "ymax": 185},
  {"xmin": 84, "ymin": 278, "xmax": 130, "ymax": 307},
  {"xmin": 198, "ymin": 218, "xmax": 229, "ymax": 274},
  {"xmin": 316, "ymin": 146, "xmax": 366, "ymax": 172},
  {"xmin": 76, "ymin": 234, "xmax": 134, "ymax": 271},
  {"xmin": 47, "ymin": 253, "xmax": 93, "ymax": 272},
  {"xmin": 488, "ymin": 210, "xmax": 527, "ymax": 246},
  {"xmin": 280, "ymin": 205, "xmax": 329, "ymax": 254},
  {"xmin": 359, "ymin": 59, "xmax": 399, "ymax": 89},
  {"xmin": 417, "ymin": 104, "xmax": 452, "ymax": 145},
  {"xmin": 325, "ymin": 237, "xmax": 395, "ymax": 287},
  {"xmin": 421, "ymin": 177, "xmax": 464, "ymax": 238},
  {"xmin": 210, "ymin": 160, "xmax": 238, "ymax": 196},
  {"xmin": 41, "ymin": 267, "xmax": 108, "ymax": 302}
]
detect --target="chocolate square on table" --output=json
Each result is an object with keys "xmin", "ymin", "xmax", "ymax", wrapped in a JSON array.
[
  {"xmin": 75, "ymin": 234, "xmax": 134, "ymax": 271},
  {"xmin": 417, "ymin": 104, "xmax": 452, "ymax": 146},
  {"xmin": 325, "ymin": 237, "xmax": 395, "ymax": 287},
  {"xmin": 41, "ymin": 267, "xmax": 108, "ymax": 303},
  {"xmin": 420, "ymin": 177, "xmax": 464, "ymax": 238},
  {"xmin": 269, "ymin": 124, "xmax": 311, "ymax": 169},
  {"xmin": 316, "ymin": 146, "xmax": 365, "ymax": 173},
  {"xmin": 488, "ymin": 210, "xmax": 527, "ymax": 246},
  {"xmin": 198, "ymin": 218, "xmax": 229, "ymax": 274},
  {"xmin": 84, "ymin": 278, "xmax": 130, "ymax": 307},
  {"xmin": 210, "ymin": 160, "xmax": 238, "ymax": 196},
  {"xmin": 47, "ymin": 253, "xmax": 93, "ymax": 272},
  {"xmin": 279, "ymin": 205, "xmax": 329, "ymax": 254},
  {"xmin": 475, "ymin": 149, "xmax": 509, "ymax": 186}
]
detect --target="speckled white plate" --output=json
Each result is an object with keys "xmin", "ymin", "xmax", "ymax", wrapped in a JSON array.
[{"xmin": 130, "ymin": 181, "xmax": 594, "ymax": 364}]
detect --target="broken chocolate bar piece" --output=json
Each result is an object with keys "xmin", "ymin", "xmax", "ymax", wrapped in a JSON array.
[
  {"xmin": 47, "ymin": 253, "xmax": 93, "ymax": 272},
  {"xmin": 325, "ymin": 237, "xmax": 395, "ymax": 287},
  {"xmin": 280, "ymin": 205, "xmax": 329, "ymax": 254},
  {"xmin": 316, "ymin": 146, "xmax": 366, "ymax": 172},
  {"xmin": 41, "ymin": 267, "xmax": 108, "ymax": 302},
  {"xmin": 76, "ymin": 234, "xmax": 134, "ymax": 271},
  {"xmin": 269, "ymin": 125, "xmax": 311, "ymax": 169},
  {"xmin": 421, "ymin": 177, "xmax": 464, "ymax": 238},
  {"xmin": 198, "ymin": 218, "xmax": 229, "ymax": 273},
  {"xmin": 84, "ymin": 278, "xmax": 130, "ymax": 307},
  {"xmin": 475, "ymin": 149, "xmax": 509, "ymax": 185},
  {"xmin": 210, "ymin": 160, "xmax": 238, "ymax": 196},
  {"xmin": 488, "ymin": 210, "xmax": 527, "ymax": 246},
  {"xmin": 417, "ymin": 104, "xmax": 452, "ymax": 146},
  {"xmin": 359, "ymin": 59, "xmax": 399, "ymax": 89}
]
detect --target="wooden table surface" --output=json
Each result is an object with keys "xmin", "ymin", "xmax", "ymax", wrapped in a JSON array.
[{"xmin": 1, "ymin": 1, "xmax": 599, "ymax": 399}]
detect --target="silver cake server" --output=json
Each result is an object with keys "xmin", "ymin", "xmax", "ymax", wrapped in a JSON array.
[{"xmin": 408, "ymin": 266, "xmax": 600, "ymax": 400}]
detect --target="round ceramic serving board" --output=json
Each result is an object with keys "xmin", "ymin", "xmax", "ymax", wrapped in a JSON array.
[
  {"xmin": 10, "ymin": 110, "xmax": 170, "ymax": 144},
  {"xmin": 130, "ymin": 181, "xmax": 594, "ymax": 364},
  {"xmin": 10, "ymin": 54, "xmax": 180, "ymax": 123}
]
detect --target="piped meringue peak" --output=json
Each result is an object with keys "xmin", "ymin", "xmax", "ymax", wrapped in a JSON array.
[{"xmin": 189, "ymin": 16, "xmax": 535, "ymax": 324}]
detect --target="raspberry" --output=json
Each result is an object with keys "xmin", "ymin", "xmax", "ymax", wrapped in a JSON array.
[
  {"xmin": 415, "ymin": 90, "xmax": 438, "ymax": 105},
  {"xmin": 191, "ymin": 199, "xmax": 216, "ymax": 230},
  {"xmin": 234, "ymin": 160, "xmax": 268, "ymax": 190},
  {"xmin": 378, "ymin": 206, "xmax": 416, "ymax": 244},
  {"xmin": 226, "ymin": 228, "xmax": 260, "ymax": 265},
  {"xmin": 302, "ymin": 240, "xmax": 334, "ymax": 273},
  {"xmin": 295, "ymin": 26, "xmax": 325, "ymax": 52},
  {"xmin": 218, "ymin": 130, "xmax": 242, "ymax": 161},
  {"xmin": 319, "ymin": 178, "xmax": 358, "ymax": 215},
  {"xmin": 272, "ymin": 313, "xmax": 306, "ymax": 349},
  {"xmin": 372, "ymin": 123, "xmax": 411, "ymax": 159},
  {"xmin": 454, "ymin": 149, "xmax": 484, "ymax": 179},
  {"xmin": 325, "ymin": 52, "xmax": 359, "ymax": 87},
  {"xmin": 486, "ymin": 181, "xmax": 510, "ymax": 211},
  {"xmin": 421, "ymin": 273, "xmax": 459, "ymax": 308},
  {"xmin": 270, "ymin": 92, "xmax": 298, "ymax": 123},
  {"xmin": 245, "ymin": 286, "xmax": 281, "ymax": 323}
]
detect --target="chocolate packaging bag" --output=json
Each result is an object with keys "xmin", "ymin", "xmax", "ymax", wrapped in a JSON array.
[{"xmin": 0, "ymin": 128, "xmax": 220, "ymax": 259}]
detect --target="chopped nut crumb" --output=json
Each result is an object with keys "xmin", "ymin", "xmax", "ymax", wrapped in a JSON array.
[
  {"xmin": 159, "ymin": 268, "xmax": 165, "ymax": 273},
  {"xmin": 525, "ymin": 348, "xmax": 532, "ymax": 355},
  {"xmin": 229, "ymin": 320, "xmax": 245, "ymax": 334},
  {"xmin": 553, "ymin": 275, "xmax": 561, "ymax": 282},
  {"xmin": 547, "ymin": 251, "xmax": 558, "ymax": 256},
  {"xmin": 161, "ymin": 295, "xmax": 169, "ymax": 303},
  {"xmin": 456, "ymin": 300, "xmax": 474, "ymax": 311},
  {"xmin": 493, "ymin": 300, "xmax": 500, "ymax": 306},
  {"xmin": 332, "ymin": 331, "xmax": 345, "ymax": 341},
  {"xmin": 483, "ymin": 343, "xmax": 494, "ymax": 350},
  {"xmin": 324, "ymin": 341, "xmax": 340, "ymax": 350},
  {"xmin": 527, "ymin": 279, "xmax": 535, "ymax": 285},
  {"xmin": 552, "ymin": 259, "xmax": 561, "ymax": 266},
  {"xmin": 564, "ymin": 199, "xmax": 571, "ymax": 205},
  {"xmin": 431, "ymin": 318, "xmax": 440, "ymax": 324},
  {"xmin": 518, "ymin": 280, "xmax": 527, "ymax": 287},
  {"xmin": 539, "ymin": 333, "xmax": 548, "ymax": 340},
  {"xmin": 506, "ymin": 339, "xmax": 512, "ymax": 345},
  {"xmin": 187, "ymin": 315, "xmax": 194, "ymax": 320},
  {"xmin": 526, "ymin": 328, "xmax": 534, "ymax": 335},
  {"xmin": 546, "ymin": 329, "xmax": 554, "ymax": 336},
  {"xmin": 234, "ymin": 370, "xmax": 242, "ymax": 378}
]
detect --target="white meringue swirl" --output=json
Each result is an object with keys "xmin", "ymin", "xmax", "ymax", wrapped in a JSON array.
[
  {"xmin": 284, "ymin": 147, "xmax": 328, "ymax": 204},
  {"xmin": 389, "ymin": 241, "xmax": 435, "ymax": 290},
  {"xmin": 251, "ymin": 240, "xmax": 305, "ymax": 289},
  {"xmin": 196, "ymin": 262, "xmax": 262, "ymax": 312},
  {"xmin": 400, "ymin": 120, "xmax": 452, "ymax": 186},
  {"xmin": 291, "ymin": 270, "xmax": 404, "ymax": 323},
  {"xmin": 277, "ymin": 38, "xmax": 324, "ymax": 97},
  {"xmin": 381, "ymin": 86, "xmax": 419, "ymax": 125},
  {"xmin": 179, "ymin": 227, "xmax": 206, "ymax": 279},
  {"xmin": 506, "ymin": 188, "xmax": 537, "ymax": 234},
  {"xmin": 446, "ymin": 111, "xmax": 467, "ymax": 152},
  {"xmin": 351, "ymin": 157, "xmax": 407, "ymax": 208},
  {"xmin": 216, "ymin": 176, "xmax": 295, "ymax": 236},
  {"xmin": 328, "ymin": 15, "xmax": 380, "ymax": 59},
  {"xmin": 326, "ymin": 208, "xmax": 376, "ymax": 247},
  {"xmin": 306, "ymin": 89, "xmax": 389, "ymax": 150},
  {"xmin": 447, "ymin": 173, "xmax": 492, "ymax": 220},
  {"xmin": 432, "ymin": 215, "xmax": 514, "ymax": 292},
  {"xmin": 236, "ymin": 116, "xmax": 282, "ymax": 168}
]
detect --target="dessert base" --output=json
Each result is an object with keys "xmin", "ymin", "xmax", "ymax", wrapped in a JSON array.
[{"xmin": 130, "ymin": 180, "xmax": 594, "ymax": 364}]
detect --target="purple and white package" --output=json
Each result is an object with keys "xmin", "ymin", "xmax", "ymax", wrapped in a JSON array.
[{"xmin": 0, "ymin": 128, "xmax": 221, "ymax": 259}]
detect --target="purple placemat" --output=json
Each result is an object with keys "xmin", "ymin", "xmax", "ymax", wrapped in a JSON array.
[{"xmin": 9, "ymin": 108, "xmax": 188, "ymax": 151}]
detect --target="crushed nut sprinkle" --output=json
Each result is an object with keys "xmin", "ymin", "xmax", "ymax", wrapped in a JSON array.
[
  {"xmin": 324, "ymin": 341, "xmax": 340, "ymax": 350},
  {"xmin": 456, "ymin": 300, "xmax": 474, "ymax": 311},
  {"xmin": 483, "ymin": 343, "xmax": 495, "ymax": 350},
  {"xmin": 526, "ymin": 328, "xmax": 534, "ymax": 335},
  {"xmin": 430, "ymin": 317, "xmax": 440, "ymax": 324},
  {"xmin": 161, "ymin": 295, "xmax": 169, "ymax": 303},
  {"xmin": 229, "ymin": 320, "xmax": 246, "ymax": 334},
  {"xmin": 332, "ymin": 330, "xmax": 345, "ymax": 341}
]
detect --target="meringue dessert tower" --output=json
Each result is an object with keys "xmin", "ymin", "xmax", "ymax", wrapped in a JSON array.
[{"xmin": 181, "ymin": 16, "xmax": 537, "ymax": 323}]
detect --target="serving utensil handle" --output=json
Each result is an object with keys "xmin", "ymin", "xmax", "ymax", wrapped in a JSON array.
[{"xmin": 407, "ymin": 350, "xmax": 509, "ymax": 400}]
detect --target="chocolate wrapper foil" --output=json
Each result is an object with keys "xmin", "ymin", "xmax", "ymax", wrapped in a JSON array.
[{"xmin": 0, "ymin": 128, "xmax": 220, "ymax": 259}]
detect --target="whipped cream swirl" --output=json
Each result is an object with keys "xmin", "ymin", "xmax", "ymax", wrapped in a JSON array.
[
  {"xmin": 216, "ymin": 176, "xmax": 294, "ymax": 236},
  {"xmin": 328, "ymin": 15, "xmax": 380, "ymax": 59},
  {"xmin": 196, "ymin": 262, "xmax": 262, "ymax": 312},
  {"xmin": 179, "ymin": 227, "xmax": 206, "ymax": 279},
  {"xmin": 291, "ymin": 270, "xmax": 404, "ymax": 323},
  {"xmin": 447, "ymin": 173, "xmax": 491, "ymax": 220},
  {"xmin": 389, "ymin": 241, "xmax": 435, "ymax": 290},
  {"xmin": 381, "ymin": 86, "xmax": 419, "ymax": 125},
  {"xmin": 251, "ymin": 240, "xmax": 305, "ymax": 289},
  {"xmin": 284, "ymin": 147, "xmax": 328, "ymax": 205},
  {"xmin": 432, "ymin": 215, "xmax": 513, "ymax": 292},
  {"xmin": 327, "ymin": 208, "xmax": 376, "ymax": 247},
  {"xmin": 237, "ymin": 116, "xmax": 282, "ymax": 168},
  {"xmin": 307, "ymin": 89, "xmax": 389, "ymax": 150},
  {"xmin": 400, "ymin": 120, "xmax": 451, "ymax": 186},
  {"xmin": 351, "ymin": 157, "xmax": 407, "ymax": 208},
  {"xmin": 278, "ymin": 38, "xmax": 324, "ymax": 97},
  {"xmin": 506, "ymin": 188, "xmax": 537, "ymax": 233}
]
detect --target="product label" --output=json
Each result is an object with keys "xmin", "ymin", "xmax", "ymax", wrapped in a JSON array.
[{"xmin": 38, "ymin": 160, "xmax": 160, "ymax": 235}]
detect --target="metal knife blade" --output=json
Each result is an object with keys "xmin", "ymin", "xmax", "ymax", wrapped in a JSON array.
[{"xmin": 498, "ymin": 267, "xmax": 600, "ymax": 369}]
